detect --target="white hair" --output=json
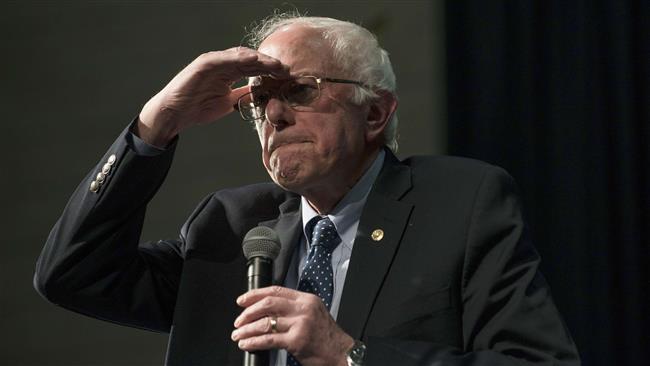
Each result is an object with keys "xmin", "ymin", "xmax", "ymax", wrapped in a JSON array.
[{"xmin": 245, "ymin": 13, "xmax": 399, "ymax": 152}]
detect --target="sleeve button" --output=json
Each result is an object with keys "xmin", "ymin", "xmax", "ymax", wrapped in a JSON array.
[{"xmin": 90, "ymin": 181, "xmax": 99, "ymax": 192}]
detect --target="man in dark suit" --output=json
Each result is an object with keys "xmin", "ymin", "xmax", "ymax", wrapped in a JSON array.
[{"xmin": 34, "ymin": 15, "xmax": 580, "ymax": 365}]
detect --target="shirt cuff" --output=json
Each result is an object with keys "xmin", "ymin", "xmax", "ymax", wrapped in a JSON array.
[{"xmin": 125, "ymin": 118, "xmax": 177, "ymax": 156}]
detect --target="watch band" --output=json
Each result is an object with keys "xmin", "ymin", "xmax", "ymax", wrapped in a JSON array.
[{"xmin": 346, "ymin": 339, "xmax": 366, "ymax": 366}]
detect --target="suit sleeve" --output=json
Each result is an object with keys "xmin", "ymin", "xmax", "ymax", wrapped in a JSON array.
[
  {"xmin": 364, "ymin": 166, "xmax": 580, "ymax": 365},
  {"xmin": 33, "ymin": 124, "xmax": 184, "ymax": 333}
]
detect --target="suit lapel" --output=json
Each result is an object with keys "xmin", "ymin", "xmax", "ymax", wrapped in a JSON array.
[
  {"xmin": 337, "ymin": 151, "xmax": 414, "ymax": 339},
  {"xmin": 258, "ymin": 197, "xmax": 302, "ymax": 285}
]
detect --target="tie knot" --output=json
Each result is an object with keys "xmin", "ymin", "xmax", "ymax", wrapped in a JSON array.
[{"xmin": 306, "ymin": 216, "xmax": 341, "ymax": 252}]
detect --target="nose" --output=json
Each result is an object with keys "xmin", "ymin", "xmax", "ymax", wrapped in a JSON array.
[{"xmin": 264, "ymin": 97, "xmax": 294, "ymax": 130}]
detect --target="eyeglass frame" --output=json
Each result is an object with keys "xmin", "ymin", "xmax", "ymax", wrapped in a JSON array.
[{"xmin": 234, "ymin": 75, "xmax": 366, "ymax": 122}]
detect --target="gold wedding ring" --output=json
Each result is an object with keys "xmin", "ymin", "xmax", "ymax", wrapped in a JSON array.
[{"xmin": 269, "ymin": 316, "xmax": 278, "ymax": 333}]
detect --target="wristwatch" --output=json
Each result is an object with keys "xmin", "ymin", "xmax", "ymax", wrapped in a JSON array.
[{"xmin": 346, "ymin": 339, "xmax": 366, "ymax": 366}]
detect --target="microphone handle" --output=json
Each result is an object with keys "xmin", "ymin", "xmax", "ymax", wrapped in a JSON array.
[
  {"xmin": 244, "ymin": 257, "xmax": 273, "ymax": 366},
  {"xmin": 247, "ymin": 256, "xmax": 273, "ymax": 290}
]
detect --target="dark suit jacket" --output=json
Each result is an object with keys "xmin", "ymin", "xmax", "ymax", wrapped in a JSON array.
[{"xmin": 35, "ymin": 126, "xmax": 580, "ymax": 365}]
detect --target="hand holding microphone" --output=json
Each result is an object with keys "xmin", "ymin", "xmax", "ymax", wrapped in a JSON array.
[
  {"xmin": 241, "ymin": 226, "xmax": 281, "ymax": 366},
  {"xmin": 234, "ymin": 227, "xmax": 355, "ymax": 366}
]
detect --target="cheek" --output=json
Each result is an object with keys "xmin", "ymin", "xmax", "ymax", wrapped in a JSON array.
[
  {"xmin": 322, "ymin": 119, "xmax": 365, "ymax": 154},
  {"xmin": 256, "ymin": 122, "xmax": 267, "ymax": 147},
  {"xmin": 257, "ymin": 124, "xmax": 271, "ymax": 166}
]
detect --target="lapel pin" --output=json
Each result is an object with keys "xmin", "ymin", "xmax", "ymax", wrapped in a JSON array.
[{"xmin": 371, "ymin": 229, "xmax": 384, "ymax": 242}]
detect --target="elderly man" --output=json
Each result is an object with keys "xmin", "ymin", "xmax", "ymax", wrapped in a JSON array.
[{"xmin": 34, "ymin": 14, "xmax": 580, "ymax": 366}]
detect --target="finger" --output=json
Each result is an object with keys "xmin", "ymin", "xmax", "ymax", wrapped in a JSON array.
[
  {"xmin": 234, "ymin": 295, "xmax": 293, "ymax": 328},
  {"xmin": 197, "ymin": 49, "xmax": 289, "ymax": 77},
  {"xmin": 226, "ymin": 85, "xmax": 251, "ymax": 108},
  {"xmin": 197, "ymin": 62, "xmax": 287, "ymax": 88},
  {"xmin": 229, "ymin": 60, "xmax": 290, "ymax": 81},
  {"xmin": 232, "ymin": 315, "xmax": 290, "ymax": 341},
  {"xmin": 205, "ymin": 47, "xmax": 260, "ymax": 63},
  {"xmin": 237, "ymin": 332, "xmax": 289, "ymax": 352},
  {"xmin": 228, "ymin": 47, "xmax": 286, "ymax": 69},
  {"xmin": 232, "ymin": 65, "xmax": 288, "ymax": 79},
  {"xmin": 237, "ymin": 286, "xmax": 302, "ymax": 307}
]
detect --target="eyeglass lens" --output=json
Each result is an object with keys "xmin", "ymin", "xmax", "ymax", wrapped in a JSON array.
[{"xmin": 239, "ymin": 77, "xmax": 321, "ymax": 120}]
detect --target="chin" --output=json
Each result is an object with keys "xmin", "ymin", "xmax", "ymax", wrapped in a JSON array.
[
  {"xmin": 266, "ymin": 152, "xmax": 305, "ymax": 188},
  {"xmin": 270, "ymin": 168, "xmax": 303, "ymax": 191}
]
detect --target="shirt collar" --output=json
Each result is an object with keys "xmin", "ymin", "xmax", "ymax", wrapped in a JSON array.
[{"xmin": 301, "ymin": 150, "xmax": 385, "ymax": 248}]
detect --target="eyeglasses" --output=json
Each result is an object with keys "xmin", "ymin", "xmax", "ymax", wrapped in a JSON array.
[{"xmin": 235, "ymin": 75, "xmax": 365, "ymax": 122}]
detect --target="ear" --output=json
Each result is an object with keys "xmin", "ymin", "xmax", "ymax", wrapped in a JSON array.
[{"xmin": 365, "ymin": 90, "xmax": 398, "ymax": 144}]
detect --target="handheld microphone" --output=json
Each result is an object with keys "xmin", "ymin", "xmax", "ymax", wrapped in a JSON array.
[{"xmin": 242, "ymin": 226, "xmax": 281, "ymax": 366}]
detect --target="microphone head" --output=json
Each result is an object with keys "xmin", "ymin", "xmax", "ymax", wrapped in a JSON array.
[{"xmin": 242, "ymin": 226, "xmax": 281, "ymax": 260}]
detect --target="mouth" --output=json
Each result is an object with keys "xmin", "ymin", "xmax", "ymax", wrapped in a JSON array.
[{"xmin": 269, "ymin": 140, "xmax": 311, "ymax": 154}]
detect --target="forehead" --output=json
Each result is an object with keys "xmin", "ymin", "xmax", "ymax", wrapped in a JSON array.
[{"xmin": 258, "ymin": 24, "xmax": 335, "ymax": 75}]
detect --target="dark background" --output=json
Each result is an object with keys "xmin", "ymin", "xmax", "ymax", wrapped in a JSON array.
[
  {"xmin": 2, "ymin": 1, "xmax": 647, "ymax": 365},
  {"xmin": 446, "ymin": 1, "xmax": 649, "ymax": 365},
  {"xmin": 2, "ymin": 1, "xmax": 444, "ymax": 365}
]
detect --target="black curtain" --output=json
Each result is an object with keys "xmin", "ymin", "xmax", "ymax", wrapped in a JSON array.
[{"xmin": 445, "ymin": 1, "xmax": 648, "ymax": 365}]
